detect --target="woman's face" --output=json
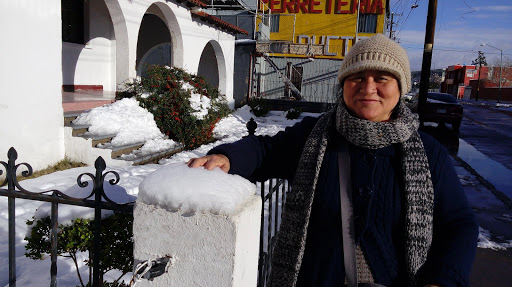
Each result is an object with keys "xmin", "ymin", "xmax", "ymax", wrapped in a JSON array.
[{"xmin": 343, "ymin": 70, "xmax": 401, "ymax": 122}]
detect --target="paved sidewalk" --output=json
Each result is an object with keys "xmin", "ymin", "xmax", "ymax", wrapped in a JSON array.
[
  {"xmin": 471, "ymin": 248, "xmax": 512, "ymax": 287},
  {"xmin": 453, "ymin": 160, "xmax": 512, "ymax": 287},
  {"xmin": 452, "ymin": 139, "xmax": 512, "ymax": 286}
]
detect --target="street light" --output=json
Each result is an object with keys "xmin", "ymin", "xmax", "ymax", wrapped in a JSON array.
[{"xmin": 481, "ymin": 43, "xmax": 503, "ymax": 103}]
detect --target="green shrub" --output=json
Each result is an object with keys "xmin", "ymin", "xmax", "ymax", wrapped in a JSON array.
[
  {"xmin": 285, "ymin": 107, "xmax": 302, "ymax": 120},
  {"xmin": 248, "ymin": 97, "xmax": 271, "ymax": 117},
  {"xmin": 25, "ymin": 212, "xmax": 133, "ymax": 287},
  {"xmin": 125, "ymin": 65, "xmax": 230, "ymax": 149}
]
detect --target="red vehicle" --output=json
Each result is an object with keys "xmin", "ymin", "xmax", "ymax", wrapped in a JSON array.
[{"xmin": 407, "ymin": 92, "xmax": 464, "ymax": 131}]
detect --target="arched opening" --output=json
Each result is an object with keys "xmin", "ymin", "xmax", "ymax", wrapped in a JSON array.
[
  {"xmin": 197, "ymin": 40, "xmax": 227, "ymax": 95},
  {"xmin": 197, "ymin": 42, "xmax": 220, "ymax": 89},
  {"xmin": 136, "ymin": 14, "xmax": 172, "ymax": 77}
]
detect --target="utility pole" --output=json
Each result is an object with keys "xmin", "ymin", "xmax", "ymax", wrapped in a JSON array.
[
  {"xmin": 476, "ymin": 51, "xmax": 482, "ymax": 101},
  {"xmin": 418, "ymin": 0, "xmax": 437, "ymax": 124},
  {"xmin": 388, "ymin": 13, "xmax": 403, "ymax": 40},
  {"xmin": 389, "ymin": 13, "xmax": 394, "ymax": 39}
]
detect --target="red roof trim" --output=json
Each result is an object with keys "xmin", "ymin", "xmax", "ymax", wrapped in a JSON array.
[
  {"xmin": 184, "ymin": 0, "xmax": 207, "ymax": 8},
  {"xmin": 191, "ymin": 10, "xmax": 249, "ymax": 35}
]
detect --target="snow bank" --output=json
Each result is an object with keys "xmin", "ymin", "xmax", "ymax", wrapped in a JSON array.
[
  {"xmin": 138, "ymin": 163, "xmax": 256, "ymax": 215},
  {"xmin": 183, "ymin": 82, "xmax": 212, "ymax": 120},
  {"xmin": 478, "ymin": 227, "xmax": 512, "ymax": 250},
  {"xmin": 73, "ymin": 97, "xmax": 164, "ymax": 147}
]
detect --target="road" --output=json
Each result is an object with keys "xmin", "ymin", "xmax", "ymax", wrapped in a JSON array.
[
  {"xmin": 421, "ymin": 101, "xmax": 512, "ymax": 287},
  {"xmin": 459, "ymin": 103, "xmax": 512, "ymax": 171}
]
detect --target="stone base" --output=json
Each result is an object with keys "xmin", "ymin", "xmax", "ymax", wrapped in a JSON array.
[{"xmin": 133, "ymin": 195, "xmax": 261, "ymax": 287}]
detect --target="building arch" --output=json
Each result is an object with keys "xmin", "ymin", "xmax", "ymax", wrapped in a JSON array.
[
  {"xmin": 136, "ymin": 13, "xmax": 172, "ymax": 76},
  {"xmin": 136, "ymin": 2, "xmax": 184, "ymax": 73},
  {"xmin": 197, "ymin": 40, "xmax": 227, "ymax": 95}
]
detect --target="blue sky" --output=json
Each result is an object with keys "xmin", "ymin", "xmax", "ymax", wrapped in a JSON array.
[{"xmin": 390, "ymin": 0, "xmax": 512, "ymax": 71}]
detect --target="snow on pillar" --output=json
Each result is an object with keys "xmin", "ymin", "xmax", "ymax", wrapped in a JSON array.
[{"xmin": 133, "ymin": 163, "xmax": 261, "ymax": 287}]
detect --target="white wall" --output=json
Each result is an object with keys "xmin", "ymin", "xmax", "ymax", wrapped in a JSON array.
[
  {"xmin": 111, "ymin": 0, "xmax": 236, "ymax": 105},
  {"xmin": 62, "ymin": 0, "xmax": 115, "ymax": 91},
  {"xmin": 63, "ymin": 0, "xmax": 236, "ymax": 104},
  {"xmin": 0, "ymin": 0, "xmax": 237, "ymax": 171},
  {"xmin": 178, "ymin": 17, "xmax": 235, "ymax": 107},
  {"xmin": 0, "ymin": 1, "xmax": 64, "ymax": 171},
  {"xmin": 62, "ymin": 39, "xmax": 114, "ymax": 91}
]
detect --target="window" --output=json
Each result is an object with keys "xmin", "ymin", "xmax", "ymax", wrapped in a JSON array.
[
  {"xmin": 263, "ymin": 14, "xmax": 280, "ymax": 33},
  {"xmin": 358, "ymin": 14, "xmax": 377, "ymax": 33},
  {"xmin": 270, "ymin": 14, "xmax": 280, "ymax": 33},
  {"xmin": 62, "ymin": 0, "xmax": 84, "ymax": 44}
]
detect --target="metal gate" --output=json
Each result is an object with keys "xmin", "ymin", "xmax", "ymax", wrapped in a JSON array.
[{"xmin": 250, "ymin": 55, "xmax": 342, "ymax": 104}]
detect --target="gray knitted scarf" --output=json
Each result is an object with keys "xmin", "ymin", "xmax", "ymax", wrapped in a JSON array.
[{"xmin": 268, "ymin": 101, "xmax": 434, "ymax": 287}]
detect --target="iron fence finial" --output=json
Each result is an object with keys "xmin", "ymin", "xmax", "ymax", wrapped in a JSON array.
[
  {"xmin": 7, "ymin": 147, "xmax": 17, "ymax": 161},
  {"xmin": 247, "ymin": 118, "xmax": 257, "ymax": 136}
]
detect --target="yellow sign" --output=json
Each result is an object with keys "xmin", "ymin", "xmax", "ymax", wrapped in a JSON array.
[{"xmin": 258, "ymin": 0, "xmax": 387, "ymax": 59}]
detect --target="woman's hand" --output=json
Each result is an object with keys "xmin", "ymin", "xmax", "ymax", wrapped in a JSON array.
[{"xmin": 187, "ymin": 154, "xmax": 230, "ymax": 173}]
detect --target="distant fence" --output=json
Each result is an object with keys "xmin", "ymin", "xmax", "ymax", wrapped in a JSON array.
[{"xmin": 470, "ymin": 86, "xmax": 512, "ymax": 102}]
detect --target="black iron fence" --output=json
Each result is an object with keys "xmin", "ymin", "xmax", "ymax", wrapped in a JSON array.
[
  {"xmin": 1, "ymin": 146, "xmax": 289, "ymax": 287},
  {"xmin": 258, "ymin": 178, "xmax": 289, "ymax": 287},
  {"xmin": 0, "ymin": 147, "xmax": 134, "ymax": 287}
]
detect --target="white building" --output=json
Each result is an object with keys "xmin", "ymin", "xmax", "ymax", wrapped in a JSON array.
[{"xmin": 0, "ymin": 0, "xmax": 245, "ymax": 171}]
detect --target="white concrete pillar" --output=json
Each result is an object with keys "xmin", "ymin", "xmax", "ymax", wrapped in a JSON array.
[{"xmin": 133, "ymin": 165, "xmax": 261, "ymax": 287}]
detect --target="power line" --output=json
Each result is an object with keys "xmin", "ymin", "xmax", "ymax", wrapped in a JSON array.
[
  {"xmin": 434, "ymin": 0, "xmax": 445, "ymax": 41},
  {"xmin": 460, "ymin": 0, "xmax": 476, "ymax": 19},
  {"xmin": 392, "ymin": 0, "xmax": 411, "ymax": 16},
  {"xmin": 400, "ymin": 44, "xmax": 512, "ymax": 57},
  {"xmin": 395, "ymin": 0, "xmax": 421, "ymax": 39}
]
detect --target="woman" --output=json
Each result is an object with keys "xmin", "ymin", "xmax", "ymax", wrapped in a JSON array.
[{"xmin": 188, "ymin": 34, "xmax": 478, "ymax": 287}]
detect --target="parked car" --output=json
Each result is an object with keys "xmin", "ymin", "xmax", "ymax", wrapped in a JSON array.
[{"xmin": 406, "ymin": 92, "xmax": 463, "ymax": 131}]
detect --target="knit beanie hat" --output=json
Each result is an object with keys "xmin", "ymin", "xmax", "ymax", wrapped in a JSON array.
[{"xmin": 337, "ymin": 34, "xmax": 411, "ymax": 95}]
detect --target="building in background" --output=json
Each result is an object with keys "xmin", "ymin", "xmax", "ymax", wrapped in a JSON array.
[
  {"xmin": 211, "ymin": 0, "xmax": 390, "ymax": 108},
  {"xmin": 258, "ymin": 0, "xmax": 388, "ymax": 59},
  {"xmin": 1, "ymin": 0, "xmax": 246, "ymax": 170},
  {"xmin": 441, "ymin": 64, "xmax": 479, "ymax": 99},
  {"xmin": 441, "ymin": 64, "xmax": 512, "ymax": 101}
]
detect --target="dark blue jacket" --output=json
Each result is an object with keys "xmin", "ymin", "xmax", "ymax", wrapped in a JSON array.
[{"xmin": 210, "ymin": 116, "xmax": 478, "ymax": 287}]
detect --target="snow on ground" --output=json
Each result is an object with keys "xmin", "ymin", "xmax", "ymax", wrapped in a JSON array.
[
  {"xmin": 465, "ymin": 100, "xmax": 512, "ymax": 113},
  {"xmin": 1, "ymin": 100, "xmax": 510, "ymax": 286},
  {"xmin": 73, "ymin": 98, "xmax": 167, "ymax": 147},
  {"xmin": 478, "ymin": 227, "xmax": 512, "ymax": 250},
  {"xmin": 494, "ymin": 102, "xmax": 512, "ymax": 113},
  {"xmin": 0, "ymin": 104, "xmax": 316, "ymax": 286}
]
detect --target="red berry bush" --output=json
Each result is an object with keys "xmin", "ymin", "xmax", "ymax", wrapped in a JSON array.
[{"xmin": 123, "ymin": 65, "xmax": 230, "ymax": 149}]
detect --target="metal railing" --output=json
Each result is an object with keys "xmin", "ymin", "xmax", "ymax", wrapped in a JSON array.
[
  {"xmin": 257, "ymin": 178, "xmax": 289, "ymax": 287},
  {"xmin": 246, "ymin": 118, "xmax": 290, "ymax": 287},
  {"xmin": 252, "ymin": 56, "xmax": 340, "ymax": 104},
  {"xmin": 0, "ymin": 147, "xmax": 134, "ymax": 287}
]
